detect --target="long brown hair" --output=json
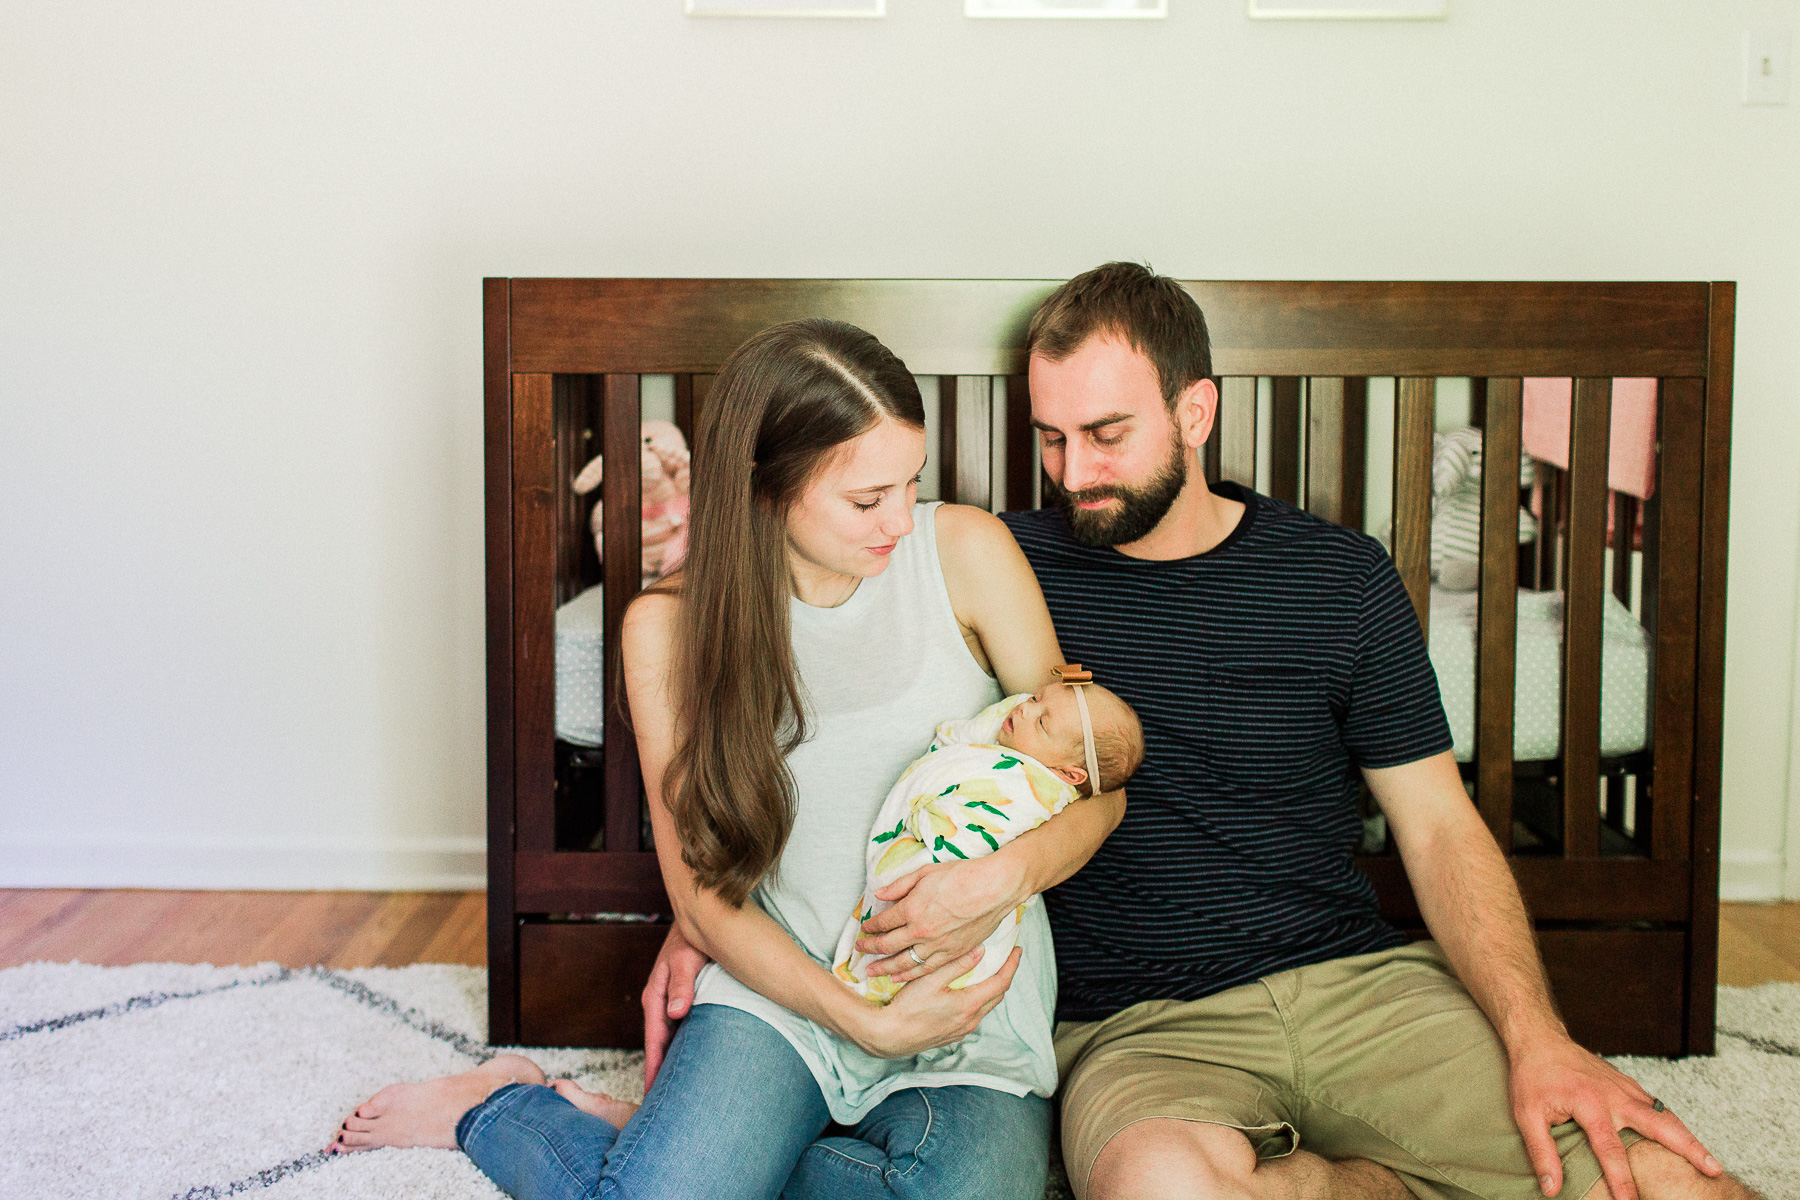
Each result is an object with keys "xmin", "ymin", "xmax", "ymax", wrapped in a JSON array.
[{"xmin": 662, "ymin": 319, "xmax": 924, "ymax": 906}]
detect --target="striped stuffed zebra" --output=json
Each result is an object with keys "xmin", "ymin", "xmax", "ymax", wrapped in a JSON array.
[{"xmin": 1430, "ymin": 427, "xmax": 1538, "ymax": 591}]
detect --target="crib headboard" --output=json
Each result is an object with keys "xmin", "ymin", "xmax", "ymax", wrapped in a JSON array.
[{"xmin": 485, "ymin": 278, "xmax": 1734, "ymax": 1054}]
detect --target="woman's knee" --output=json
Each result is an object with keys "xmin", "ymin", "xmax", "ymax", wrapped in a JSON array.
[
  {"xmin": 601, "ymin": 1005, "xmax": 830, "ymax": 1200},
  {"xmin": 879, "ymin": 1088, "xmax": 1051, "ymax": 1200}
]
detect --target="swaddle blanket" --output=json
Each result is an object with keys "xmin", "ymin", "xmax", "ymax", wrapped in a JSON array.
[{"xmin": 829, "ymin": 694, "xmax": 1081, "ymax": 1005}]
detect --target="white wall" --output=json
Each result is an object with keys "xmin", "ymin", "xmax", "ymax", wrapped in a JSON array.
[{"xmin": 2, "ymin": 1, "xmax": 1796, "ymax": 894}]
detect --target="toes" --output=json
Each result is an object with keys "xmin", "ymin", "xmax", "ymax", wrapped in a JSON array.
[
  {"xmin": 359, "ymin": 1088, "xmax": 398, "ymax": 1116},
  {"xmin": 336, "ymin": 1129, "xmax": 376, "ymax": 1151},
  {"xmin": 343, "ymin": 1115, "xmax": 376, "ymax": 1133}
]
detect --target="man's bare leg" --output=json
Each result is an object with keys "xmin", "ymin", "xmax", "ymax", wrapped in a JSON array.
[
  {"xmin": 1086, "ymin": 1118, "xmax": 1408, "ymax": 1200},
  {"xmin": 325, "ymin": 1053, "xmax": 547, "ymax": 1154},
  {"xmin": 1581, "ymin": 1140, "xmax": 1762, "ymax": 1200}
]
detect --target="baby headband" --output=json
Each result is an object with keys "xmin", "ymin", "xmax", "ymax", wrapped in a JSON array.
[{"xmin": 1051, "ymin": 664, "xmax": 1102, "ymax": 797}]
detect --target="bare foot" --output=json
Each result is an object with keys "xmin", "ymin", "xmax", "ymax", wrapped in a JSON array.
[
  {"xmin": 551, "ymin": 1078, "xmax": 639, "ymax": 1129},
  {"xmin": 326, "ymin": 1053, "xmax": 546, "ymax": 1154}
]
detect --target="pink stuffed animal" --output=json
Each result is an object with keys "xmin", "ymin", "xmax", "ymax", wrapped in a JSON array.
[{"xmin": 571, "ymin": 419, "xmax": 691, "ymax": 586}]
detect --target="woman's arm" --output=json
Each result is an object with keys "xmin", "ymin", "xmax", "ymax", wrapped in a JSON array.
[
  {"xmin": 856, "ymin": 505, "xmax": 1126, "ymax": 982},
  {"xmin": 621, "ymin": 592, "xmax": 1021, "ymax": 1059}
]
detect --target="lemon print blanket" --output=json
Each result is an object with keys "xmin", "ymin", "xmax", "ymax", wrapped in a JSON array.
[{"xmin": 828, "ymin": 693, "xmax": 1080, "ymax": 1004}]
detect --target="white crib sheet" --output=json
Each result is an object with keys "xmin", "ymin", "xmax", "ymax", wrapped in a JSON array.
[
  {"xmin": 1428, "ymin": 586, "xmax": 1650, "ymax": 763},
  {"xmin": 555, "ymin": 584, "xmax": 605, "ymax": 747}
]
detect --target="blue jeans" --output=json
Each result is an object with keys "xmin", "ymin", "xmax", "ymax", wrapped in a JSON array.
[{"xmin": 456, "ymin": 1003, "xmax": 1050, "ymax": 1200}]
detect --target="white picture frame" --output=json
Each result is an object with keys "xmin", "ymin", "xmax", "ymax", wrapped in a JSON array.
[
  {"xmin": 967, "ymin": 0, "xmax": 1167, "ymax": 18},
  {"xmin": 686, "ymin": 0, "xmax": 883, "ymax": 16},
  {"xmin": 1247, "ymin": 0, "xmax": 1445, "ymax": 18}
]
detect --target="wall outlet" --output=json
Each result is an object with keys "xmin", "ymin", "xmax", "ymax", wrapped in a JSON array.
[{"xmin": 1744, "ymin": 28, "xmax": 1791, "ymax": 106}]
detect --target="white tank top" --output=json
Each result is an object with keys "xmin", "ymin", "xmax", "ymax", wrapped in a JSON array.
[{"xmin": 691, "ymin": 502, "xmax": 1062, "ymax": 1123}]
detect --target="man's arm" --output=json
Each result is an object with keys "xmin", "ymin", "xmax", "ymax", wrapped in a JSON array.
[{"xmin": 1368, "ymin": 750, "xmax": 1722, "ymax": 1200}]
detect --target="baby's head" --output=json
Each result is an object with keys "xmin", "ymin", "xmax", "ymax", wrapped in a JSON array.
[{"xmin": 997, "ymin": 680, "xmax": 1144, "ymax": 797}]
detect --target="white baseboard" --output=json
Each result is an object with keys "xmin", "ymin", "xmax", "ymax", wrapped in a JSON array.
[
  {"xmin": 1720, "ymin": 849, "xmax": 1787, "ymax": 903},
  {"xmin": 0, "ymin": 833, "xmax": 486, "ymax": 891}
]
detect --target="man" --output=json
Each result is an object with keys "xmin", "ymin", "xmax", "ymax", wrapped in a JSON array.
[{"xmin": 644, "ymin": 264, "xmax": 1755, "ymax": 1200}]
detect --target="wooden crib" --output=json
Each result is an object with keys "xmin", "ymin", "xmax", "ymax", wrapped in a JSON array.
[{"xmin": 484, "ymin": 278, "xmax": 1734, "ymax": 1056}]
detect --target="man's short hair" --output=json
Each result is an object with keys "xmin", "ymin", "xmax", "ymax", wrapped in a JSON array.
[{"xmin": 1026, "ymin": 261, "xmax": 1213, "ymax": 410}]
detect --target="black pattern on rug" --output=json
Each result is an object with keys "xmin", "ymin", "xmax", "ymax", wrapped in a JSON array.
[
  {"xmin": 1720, "ymin": 1027, "xmax": 1800, "ymax": 1058},
  {"xmin": 0, "ymin": 965, "xmax": 491, "ymax": 1199}
]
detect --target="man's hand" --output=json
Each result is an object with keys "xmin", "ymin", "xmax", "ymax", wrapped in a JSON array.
[
  {"xmin": 642, "ymin": 924, "xmax": 710, "ymax": 1091},
  {"xmin": 855, "ymin": 855, "xmax": 1026, "ymax": 982},
  {"xmin": 1509, "ymin": 1035, "xmax": 1722, "ymax": 1200}
]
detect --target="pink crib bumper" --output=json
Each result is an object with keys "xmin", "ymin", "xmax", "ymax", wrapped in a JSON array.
[{"xmin": 1520, "ymin": 377, "xmax": 1658, "ymax": 500}]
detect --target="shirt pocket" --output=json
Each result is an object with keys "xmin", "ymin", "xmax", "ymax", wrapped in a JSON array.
[{"xmin": 1193, "ymin": 664, "xmax": 1339, "ymax": 798}]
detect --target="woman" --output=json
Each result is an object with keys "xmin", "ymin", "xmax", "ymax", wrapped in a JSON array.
[{"xmin": 328, "ymin": 319, "xmax": 1124, "ymax": 1199}]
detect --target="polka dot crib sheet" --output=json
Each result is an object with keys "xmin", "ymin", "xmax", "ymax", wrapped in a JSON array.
[
  {"xmin": 555, "ymin": 584, "xmax": 605, "ymax": 747},
  {"xmin": 1429, "ymin": 585, "xmax": 1649, "ymax": 763}
]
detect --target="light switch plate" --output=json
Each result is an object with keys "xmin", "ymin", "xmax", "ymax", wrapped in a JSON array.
[{"xmin": 1744, "ymin": 28, "xmax": 1791, "ymax": 105}]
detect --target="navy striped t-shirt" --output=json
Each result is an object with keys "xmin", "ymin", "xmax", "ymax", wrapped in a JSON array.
[{"xmin": 1002, "ymin": 482, "xmax": 1453, "ymax": 1022}]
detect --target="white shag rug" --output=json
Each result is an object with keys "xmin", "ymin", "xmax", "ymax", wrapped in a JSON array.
[{"xmin": 0, "ymin": 962, "xmax": 1792, "ymax": 1200}]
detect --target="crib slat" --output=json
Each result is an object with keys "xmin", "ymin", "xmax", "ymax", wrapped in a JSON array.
[
  {"xmin": 1392, "ymin": 377, "xmax": 1435, "ymax": 633},
  {"xmin": 1216, "ymin": 377, "xmax": 1257, "ymax": 487},
  {"xmin": 554, "ymin": 376, "xmax": 595, "ymax": 608},
  {"xmin": 1561, "ymin": 378, "xmax": 1612, "ymax": 858},
  {"xmin": 602, "ymin": 373, "xmax": 644, "ymax": 855},
  {"xmin": 513, "ymin": 373, "xmax": 557, "ymax": 855},
  {"xmin": 1305, "ymin": 377, "xmax": 1345, "ymax": 523},
  {"xmin": 938, "ymin": 376, "xmax": 993, "ymax": 509},
  {"xmin": 1269, "ymin": 377, "xmax": 1302, "ymax": 505},
  {"xmin": 1649, "ymin": 378, "xmax": 1703, "ymax": 862},
  {"xmin": 1005, "ymin": 373, "xmax": 1035, "ymax": 510},
  {"xmin": 1343, "ymin": 378, "xmax": 1366, "ymax": 530},
  {"xmin": 1304, "ymin": 377, "xmax": 1366, "ymax": 528},
  {"xmin": 1534, "ymin": 463, "xmax": 1560, "ymax": 590},
  {"xmin": 674, "ymin": 373, "xmax": 713, "ymax": 449},
  {"xmin": 1611, "ymin": 493, "xmax": 1637, "ymax": 608},
  {"xmin": 1476, "ymin": 379, "xmax": 1522, "ymax": 849}
]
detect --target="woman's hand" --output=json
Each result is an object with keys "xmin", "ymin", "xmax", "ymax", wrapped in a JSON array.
[
  {"xmin": 642, "ymin": 924, "xmax": 711, "ymax": 1092},
  {"xmin": 855, "ymin": 854, "xmax": 1028, "ymax": 983},
  {"xmin": 844, "ymin": 945, "xmax": 1024, "ymax": 1059}
]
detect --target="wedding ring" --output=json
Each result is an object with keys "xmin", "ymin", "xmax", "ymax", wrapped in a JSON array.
[
  {"xmin": 1652, "ymin": 1098, "xmax": 1667, "ymax": 1113},
  {"xmin": 907, "ymin": 946, "xmax": 927, "ymax": 967}
]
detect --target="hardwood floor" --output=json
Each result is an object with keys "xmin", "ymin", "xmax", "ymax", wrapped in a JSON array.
[
  {"xmin": 1718, "ymin": 900, "xmax": 1800, "ymax": 987},
  {"xmin": 0, "ymin": 890, "xmax": 485, "ymax": 970},
  {"xmin": 0, "ymin": 890, "xmax": 1794, "ymax": 984}
]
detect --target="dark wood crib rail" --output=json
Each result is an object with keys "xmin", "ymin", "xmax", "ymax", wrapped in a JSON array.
[{"xmin": 485, "ymin": 279, "xmax": 1734, "ymax": 1055}]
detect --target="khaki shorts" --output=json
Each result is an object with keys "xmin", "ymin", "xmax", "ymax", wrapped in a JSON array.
[{"xmin": 1054, "ymin": 942, "xmax": 1639, "ymax": 1200}]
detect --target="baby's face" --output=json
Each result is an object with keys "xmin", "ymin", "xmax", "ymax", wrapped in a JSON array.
[{"xmin": 997, "ymin": 683, "xmax": 1088, "ymax": 781}]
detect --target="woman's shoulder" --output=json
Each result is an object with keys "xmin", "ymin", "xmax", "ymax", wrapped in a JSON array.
[
  {"xmin": 931, "ymin": 502, "xmax": 1017, "ymax": 559},
  {"xmin": 932, "ymin": 504, "xmax": 1038, "ymax": 610},
  {"xmin": 620, "ymin": 585, "xmax": 683, "ymax": 665}
]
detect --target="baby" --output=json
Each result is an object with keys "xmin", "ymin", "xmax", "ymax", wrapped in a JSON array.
[{"xmin": 830, "ymin": 665, "xmax": 1145, "ymax": 1004}]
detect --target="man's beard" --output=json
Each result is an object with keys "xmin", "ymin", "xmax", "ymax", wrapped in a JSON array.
[{"xmin": 1046, "ymin": 428, "xmax": 1192, "ymax": 548}]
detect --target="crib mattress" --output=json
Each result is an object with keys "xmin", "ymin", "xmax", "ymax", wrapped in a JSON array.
[
  {"xmin": 1428, "ymin": 586, "xmax": 1650, "ymax": 764},
  {"xmin": 555, "ymin": 584, "xmax": 606, "ymax": 747}
]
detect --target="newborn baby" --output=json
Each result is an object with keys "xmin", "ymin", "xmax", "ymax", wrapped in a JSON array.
[{"xmin": 830, "ymin": 666, "xmax": 1144, "ymax": 1004}]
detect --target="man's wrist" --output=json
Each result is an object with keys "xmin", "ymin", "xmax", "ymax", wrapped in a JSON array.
[
  {"xmin": 1495, "ymin": 1006, "xmax": 1571, "ymax": 1058},
  {"xmin": 984, "ymin": 843, "xmax": 1035, "ymax": 908}
]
